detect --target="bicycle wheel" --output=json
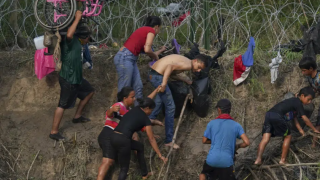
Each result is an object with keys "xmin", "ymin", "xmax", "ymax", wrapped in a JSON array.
[{"xmin": 34, "ymin": 0, "xmax": 77, "ymax": 31}]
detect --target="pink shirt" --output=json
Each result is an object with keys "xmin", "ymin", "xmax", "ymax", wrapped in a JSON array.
[{"xmin": 104, "ymin": 102, "xmax": 130, "ymax": 130}]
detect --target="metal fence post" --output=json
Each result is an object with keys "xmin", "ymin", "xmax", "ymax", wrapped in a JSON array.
[{"xmin": 203, "ymin": 0, "xmax": 209, "ymax": 50}]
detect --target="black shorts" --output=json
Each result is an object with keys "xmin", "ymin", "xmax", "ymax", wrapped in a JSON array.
[
  {"xmin": 262, "ymin": 112, "xmax": 291, "ymax": 137},
  {"xmin": 201, "ymin": 161, "xmax": 236, "ymax": 180},
  {"xmin": 98, "ymin": 127, "xmax": 116, "ymax": 159},
  {"xmin": 58, "ymin": 76, "xmax": 94, "ymax": 109}
]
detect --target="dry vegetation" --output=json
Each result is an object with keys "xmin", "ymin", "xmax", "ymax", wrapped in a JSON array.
[{"xmin": 1, "ymin": 46, "xmax": 320, "ymax": 180}]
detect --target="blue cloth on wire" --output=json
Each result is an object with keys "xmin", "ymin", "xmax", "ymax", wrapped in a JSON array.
[
  {"xmin": 83, "ymin": 44, "xmax": 93, "ymax": 69},
  {"xmin": 242, "ymin": 37, "xmax": 255, "ymax": 67}
]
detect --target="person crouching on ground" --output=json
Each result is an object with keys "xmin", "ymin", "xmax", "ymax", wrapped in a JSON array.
[
  {"xmin": 299, "ymin": 57, "xmax": 320, "ymax": 148},
  {"xmin": 49, "ymin": 10, "xmax": 94, "ymax": 141},
  {"xmin": 199, "ymin": 99, "xmax": 250, "ymax": 180},
  {"xmin": 149, "ymin": 54, "xmax": 210, "ymax": 149},
  {"xmin": 254, "ymin": 87, "xmax": 320, "ymax": 165},
  {"xmin": 111, "ymin": 97, "xmax": 168, "ymax": 180},
  {"xmin": 114, "ymin": 16, "xmax": 166, "ymax": 105},
  {"xmin": 96, "ymin": 86, "xmax": 163, "ymax": 180}
]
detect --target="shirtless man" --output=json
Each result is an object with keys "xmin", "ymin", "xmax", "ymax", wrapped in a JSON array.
[{"xmin": 148, "ymin": 54, "xmax": 209, "ymax": 149}]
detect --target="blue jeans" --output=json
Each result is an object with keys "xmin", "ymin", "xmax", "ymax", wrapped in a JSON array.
[
  {"xmin": 114, "ymin": 48, "xmax": 143, "ymax": 104},
  {"xmin": 148, "ymin": 72, "xmax": 175, "ymax": 143}
]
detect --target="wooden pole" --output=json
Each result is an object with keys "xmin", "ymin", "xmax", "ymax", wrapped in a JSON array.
[
  {"xmin": 253, "ymin": 162, "xmax": 320, "ymax": 169},
  {"xmin": 157, "ymin": 94, "xmax": 190, "ymax": 180}
]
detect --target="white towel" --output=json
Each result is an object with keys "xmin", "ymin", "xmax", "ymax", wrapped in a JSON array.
[{"xmin": 269, "ymin": 51, "xmax": 282, "ymax": 84}]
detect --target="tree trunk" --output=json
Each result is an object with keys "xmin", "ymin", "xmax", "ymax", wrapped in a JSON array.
[{"xmin": 9, "ymin": 0, "xmax": 26, "ymax": 48}]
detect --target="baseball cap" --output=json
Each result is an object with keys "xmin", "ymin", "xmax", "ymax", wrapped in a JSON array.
[
  {"xmin": 75, "ymin": 21, "xmax": 91, "ymax": 39},
  {"xmin": 215, "ymin": 99, "xmax": 231, "ymax": 110}
]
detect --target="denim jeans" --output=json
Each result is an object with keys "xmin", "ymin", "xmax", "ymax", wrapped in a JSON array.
[
  {"xmin": 114, "ymin": 48, "xmax": 143, "ymax": 104},
  {"xmin": 148, "ymin": 72, "xmax": 175, "ymax": 143}
]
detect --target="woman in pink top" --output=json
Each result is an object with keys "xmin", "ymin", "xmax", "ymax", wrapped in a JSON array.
[
  {"xmin": 97, "ymin": 86, "xmax": 163, "ymax": 180},
  {"xmin": 113, "ymin": 16, "xmax": 166, "ymax": 104}
]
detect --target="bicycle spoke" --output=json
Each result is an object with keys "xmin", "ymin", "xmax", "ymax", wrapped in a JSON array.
[{"xmin": 35, "ymin": 0, "xmax": 73, "ymax": 29}]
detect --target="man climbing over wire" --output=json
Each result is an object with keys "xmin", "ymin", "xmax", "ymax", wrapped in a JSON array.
[
  {"xmin": 199, "ymin": 99, "xmax": 250, "ymax": 180},
  {"xmin": 148, "ymin": 54, "xmax": 209, "ymax": 149},
  {"xmin": 49, "ymin": 10, "xmax": 94, "ymax": 141}
]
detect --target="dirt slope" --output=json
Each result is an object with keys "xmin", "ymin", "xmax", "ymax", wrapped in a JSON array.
[{"xmin": 0, "ymin": 49, "xmax": 319, "ymax": 180}]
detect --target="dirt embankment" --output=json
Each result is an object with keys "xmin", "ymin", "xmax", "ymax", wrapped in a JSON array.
[{"xmin": 0, "ymin": 49, "xmax": 319, "ymax": 180}]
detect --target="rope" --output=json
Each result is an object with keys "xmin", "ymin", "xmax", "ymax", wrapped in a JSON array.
[{"xmin": 53, "ymin": 28, "xmax": 62, "ymax": 71}]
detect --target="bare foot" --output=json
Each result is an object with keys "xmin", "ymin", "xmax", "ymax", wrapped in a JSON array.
[
  {"xmin": 311, "ymin": 143, "xmax": 316, "ymax": 148},
  {"xmin": 165, "ymin": 142, "xmax": 180, "ymax": 149},
  {"xmin": 253, "ymin": 160, "xmax": 262, "ymax": 165},
  {"xmin": 151, "ymin": 119, "xmax": 164, "ymax": 126},
  {"xmin": 142, "ymin": 172, "xmax": 154, "ymax": 179},
  {"xmin": 279, "ymin": 161, "xmax": 286, "ymax": 165}
]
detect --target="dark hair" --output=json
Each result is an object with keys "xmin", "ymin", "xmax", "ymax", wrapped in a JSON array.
[
  {"xmin": 145, "ymin": 16, "xmax": 162, "ymax": 27},
  {"xmin": 298, "ymin": 86, "xmax": 315, "ymax": 98},
  {"xmin": 137, "ymin": 97, "xmax": 156, "ymax": 109},
  {"xmin": 221, "ymin": 108, "xmax": 231, "ymax": 114},
  {"xmin": 75, "ymin": 21, "xmax": 92, "ymax": 39},
  {"xmin": 299, "ymin": 57, "xmax": 317, "ymax": 70},
  {"xmin": 117, "ymin": 86, "xmax": 134, "ymax": 102},
  {"xmin": 195, "ymin": 54, "xmax": 210, "ymax": 67}
]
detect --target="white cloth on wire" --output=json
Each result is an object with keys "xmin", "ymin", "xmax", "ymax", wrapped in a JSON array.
[
  {"xmin": 269, "ymin": 51, "xmax": 282, "ymax": 84},
  {"xmin": 156, "ymin": 3, "xmax": 183, "ymax": 17}
]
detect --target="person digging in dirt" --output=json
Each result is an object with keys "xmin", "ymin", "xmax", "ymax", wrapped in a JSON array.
[
  {"xmin": 114, "ymin": 16, "xmax": 166, "ymax": 105},
  {"xmin": 299, "ymin": 57, "xmax": 320, "ymax": 148},
  {"xmin": 199, "ymin": 99, "xmax": 250, "ymax": 180},
  {"xmin": 254, "ymin": 87, "xmax": 320, "ymax": 165},
  {"xmin": 49, "ymin": 11, "xmax": 94, "ymax": 141},
  {"xmin": 111, "ymin": 97, "xmax": 168, "ymax": 180},
  {"xmin": 96, "ymin": 86, "xmax": 164, "ymax": 180},
  {"xmin": 149, "ymin": 54, "xmax": 209, "ymax": 149}
]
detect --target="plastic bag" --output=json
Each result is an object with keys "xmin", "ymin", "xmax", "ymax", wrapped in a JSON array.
[
  {"xmin": 191, "ymin": 77, "xmax": 211, "ymax": 118},
  {"xmin": 169, "ymin": 81, "xmax": 189, "ymax": 118},
  {"xmin": 34, "ymin": 48, "xmax": 56, "ymax": 80}
]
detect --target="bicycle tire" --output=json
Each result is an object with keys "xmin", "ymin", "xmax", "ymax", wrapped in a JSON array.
[{"xmin": 34, "ymin": 0, "xmax": 76, "ymax": 31}]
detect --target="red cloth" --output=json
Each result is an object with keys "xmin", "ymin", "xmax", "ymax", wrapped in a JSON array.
[
  {"xmin": 216, "ymin": 114, "xmax": 234, "ymax": 120},
  {"xmin": 124, "ymin": 26, "xmax": 155, "ymax": 56},
  {"xmin": 233, "ymin": 55, "xmax": 251, "ymax": 85},
  {"xmin": 233, "ymin": 55, "xmax": 246, "ymax": 81},
  {"xmin": 172, "ymin": 11, "xmax": 190, "ymax": 27},
  {"xmin": 104, "ymin": 102, "xmax": 145, "ymax": 132}
]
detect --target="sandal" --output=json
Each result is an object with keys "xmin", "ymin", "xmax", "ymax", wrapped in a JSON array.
[{"xmin": 72, "ymin": 116, "xmax": 91, "ymax": 123}]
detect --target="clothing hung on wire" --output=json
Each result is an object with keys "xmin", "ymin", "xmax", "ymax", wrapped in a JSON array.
[
  {"xmin": 269, "ymin": 51, "xmax": 282, "ymax": 84},
  {"xmin": 233, "ymin": 37, "xmax": 255, "ymax": 86},
  {"xmin": 156, "ymin": 3, "xmax": 184, "ymax": 18}
]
